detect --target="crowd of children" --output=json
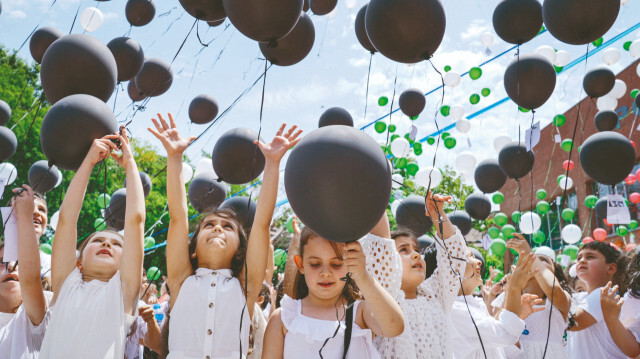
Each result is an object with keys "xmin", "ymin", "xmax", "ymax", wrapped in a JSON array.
[{"xmin": 2, "ymin": 115, "xmax": 640, "ymax": 358}]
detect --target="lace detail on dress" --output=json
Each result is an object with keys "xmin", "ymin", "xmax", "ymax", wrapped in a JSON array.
[{"xmin": 359, "ymin": 234, "xmax": 403, "ymax": 300}]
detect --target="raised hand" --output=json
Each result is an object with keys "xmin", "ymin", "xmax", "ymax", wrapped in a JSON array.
[
  {"xmin": 292, "ymin": 215, "xmax": 301, "ymax": 238},
  {"xmin": 255, "ymin": 124, "xmax": 302, "ymax": 162},
  {"xmin": 506, "ymin": 233, "xmax": 532, "ymax": 256},
  {"xmin": 601, "ymin": 281, "xmax": 624, "ymax": 319},
  {"xmin": 519, "ymin": 293, "xmax": 544, "ymax": 320},
  {"xmin": 148, "ymin": 113, "xmax": 196, "ymax": 156},
  {"xmin": 343, "ymin": 241, "xmax": 368, "ymax": 284},
  {"xmin": 111, "ymin": 126, "xmax": 135, "ymax": 169},
  {"xmin": 425, "ymin": 190, "xmax": 452, "ymax": 222},
  {"xmin": 12, "ymin": 185, "xmax": 35, "ymax": 220},
  {"xmin": 509, "ymin": 252, "xmax": 538, "ymax": 291},
  {"xmin": 85, "ymin": 134, "xmax": 120, "ymax": 166}
]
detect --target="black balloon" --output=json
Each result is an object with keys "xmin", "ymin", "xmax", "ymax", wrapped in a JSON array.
[
  {"xmin": 124, "ymin": 171, "xmax": 152, "ymax": 197},
  {"xmin": 212, "ymin": 128, "xmax": 265, "ymax": 184},
  {"xmin": 594, "ymin": 110, "xmax": 618, "ymax": 132},
  {"xmin": 498, "ymin": 141, "xmax": 535, "ymax": 179},
  {"xmin": 285, "ymin": 126, "xmax": 391, "ymax": 243},
  {"xmin": 207, "ymin": 18, "xmax": 225, "ymax": 27},
  {"xmin": 0, "ymin": 99, "xmax": 10, "ymax": 126},
  {"xmin": 108, "ymin": 188, "xmax": 127, "ymax": 222},
  {"xmin": 318, "ymin": 107, "xmax": 353, "ymax": 127},
  {"xmin": 474, "ymin": 159, "xmax": 506, "ymax": 193},
  {"xmin": 583, "ymin": 67, "xmax": 615, "ymax": 98},
  {"xmin": 579, "ymin": 131, "xmax": 635, "ymax": 185},
  {"xmin": 179, "ymin": 0, "xmax": 225, "ymax": 21},
  {"xmin": 260, "ymin": 12, "xmax": 315, "ymax": 67},
  {"xmin": 189, "ymin": 94, "xmax": 219, "ymax": 124},
  {"xmin": 127, "ymin": 80, "xmax": 146, "ymax": 102},
  {"xmin": 0, "ymin": 126, "xmax": 17, "ymax": 162},
  {"xmin": 188, "ymin": 172, "xmax": 227, "ymax": 213},
  {"xmin": 222, "ymin": 0, "xmax": 303, "ymax": 43},
  {"xmin": 29, "ymin": 27, "xmax": 63, "ymax": 64},
  {"xmin": 310, "ymin": 0, "xmax": 336, "ymax": 15},
  {"xmin": 126, "ymin": 0, "xmax": 155, "ymax": 27},
  {"xmin": 448, "ymin": 210, "xmax": 473, "ymax": 236},
  {"xmin": 40, "ymin": 34, "xmax": 117, "ymax": 104},
  {"xmin": 40, "ymin": 94, "xmax": 118, "ymax": 171},
  {"xmin": 395, "ymin": 195, "xmax": 433, "ymax": 237},
  {"xmin": 417, "ymin": 235, "xmax": 434, "ymax": 251},
  {"xmin": 303, "ymin": 0, "xmax": 309, "ymax": 12},
  {"xmin": 465, "ymin": 193, "xmax": 492, "ymax": 221},
  {"xmin": 492, "ymin": 0, "xmax": 542, "ymax": 45},
  {"xmin": 135, "ymin": 58, "xmax": 173, "ymax": 97},
  {"xmin": 399, "ymin": 88, "xmax": 425, "ymax": 118},
  {"xmin": 219, "ymin": 196, "xmax": 257, "ymax": 231},
  {"xmin": 28, "ymin": 160, "xmax": 61, "ymax": 194},
  {"xmin": 365, "ymin": 0, "xmax": 446, "ymax": 64},
  {"xmin": 107, "ymin": 37, "xmax": 145, "ymax": 82},
  {"xmin": 354, "ymin": 5, "xmax": 376, "ymax": 53},
  {"xmin": 543, "ymin": 0, "xmax": 620, "ymax": 45},
  {"xmin": 595, "ymin": 197, "xmax": 608, "ymax": 221},
  {"xmin": 105, "ymin": 207, "xmax": 125, "ymax": 231},
  {"xmin": 504, "ymin": 54, "xmax": 556, "ymax": 110}
]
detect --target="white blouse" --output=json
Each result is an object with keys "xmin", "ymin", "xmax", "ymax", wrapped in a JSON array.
[
  {"xmin": 168, "ymin": 268, "xmax": 250, "ymax": 359},
  {"xmin": 375, "ymin": 228, "xmax": 467, "ymax": 359},
  {"xmin": 0, "ymin": 305, "xmax": 50, "ymax": 359},
  {"xmin": 517, "ymin": 300, "xmax": 569, "ymax": 359},
  {"xmin": 39, "ymin": 268, "xmax": 137, "ymax": 359},
  {"xmin": 247, "ymin": 303, "xmax": 267, "ymax": 359}
]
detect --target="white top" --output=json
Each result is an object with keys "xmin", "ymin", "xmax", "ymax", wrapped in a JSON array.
[
  {"xmin": 449, "ymin": 295, "xmax": 525, "ymax": 359},
  {"xmin": 280, "ymin": 295, "xmax": 379, "ymax": 359},
  {"xmin": 620, "ymin": 292, "xmax": 640, "ymax": 342},
  {"xmin": 124, "ymin": 300, "xmax": 148, "ymax": 359},
  {"xmin": 247, "ymin": 303, "xmax": 267, "ymax": 359},
  {"xmin": 517, "ymin": 300, "xmax": 569, "ymax": 359},
  {"xmin": 168, "ymin": 268, "xmax": 250, "ymax": 359},
  {"xmin": 0, "ymin": 305, "xmax": 51, "ymax": 359},
  {"xmin": 375, "ymin": 228, "xmax": 467, "ymax": 359},
  {"xmin": 567, "ymin": 287, "xmax": 631, "ymax": 359},
  {"xmin": 39, "ymin": 268, "xmax": 137, "ymax": 359}
]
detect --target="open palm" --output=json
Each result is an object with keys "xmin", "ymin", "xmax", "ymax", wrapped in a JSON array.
[
  {"xmin": 256, "ymin": 124, "xmax": 303, "ymax": 162},
  {"xmin": 148, "ymin": 113, "xmax": 195, "ymax": 155}
]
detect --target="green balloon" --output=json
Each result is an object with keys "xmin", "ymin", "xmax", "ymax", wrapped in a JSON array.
[
  {"xmin": 554, "ymin": 66, "xmax": 563, "ymax": 73},
  {"xmin": 617, "ymin": 226, "xmax": 629, "ymax": 236},
  {"xmin": 286, "ymin": 217, "xmax": 295, "ymax": 233},
  {"xmin": 490, "ymin": 238, "xmax": 507, "ymax": 256},
  {"xmin": 519, "ymin": 106, "xmax": 531, "ymax": 113},
  {"xmin": 553, "ymin": 115, "xmax": 566, "ymax": 127},
  {"xmin": 374, "ymin": 122, "xmax": 386, "ymax": 133},
  {"xmin": 584, "ymin": 195, "xmax": 597, "ymax": 209},
  {"xmin": 561, "ymin": 139, "xmax": 573, "ymax": 152},
  {"xmin": 442, "ymin": 132, "xmax": 451, "ymax": 139},
  {"xmin": 444, "ymin": 137, "xmax": 457, "ymax": 149},
  {"xmin": 561, "ymin": 208, "xmax": 575, "ymax": 221},
  {"xmin": 97, "ymin": 194, "xmax": 111, "ymax": 209},
  {"xmin": 563, "ymin": 245, "xmax": 579, "ymax": 261},
  {"xmin": 592, "ymin": 37, "xmax": 603, "ymax": 47},
  {"xmin": 532, "ymin": 230, "xmax": 546, "ymax": 244},
  {"xmin": 406, "ymin": 163, "xmax": 419, "ymax": 176},
  {"xmin": 536, "ymin": 189, "xmax": 547, "ymax": 200},
  {"xmin": 469, "ymin": 67, "xmax": 482, "ymax": 80},
  {"xmin": 624, "ymin": 41, "xmax": 633, "ymax": 51},
  {"xmin": 94, "ymin": 218, "xmax": 106, "ymax": 231},
  {"xmin": 426, "ymin": 137, "xmax": 435, "ymax": 145},
  {"xmin": 441, "ymin": 105, "xmax": 450, "ymax": 116},
  {"xmin": 492, "ymin": 192, "xmax": 504, "ymax": 205},
  {"xmin": 390, "ymin": 134, "xmax": 399, "ymax": 142},
  {"xmin": 481, "ymin": 88, "xmax": 491, "ymax": 97},
  {"xmin": 40, "ymin": 243, "xmax": 52, "ymax": 254},
  {"xmin": 488, "ymin": 227, "xmax": 500, "ymax": 239},
  {"xmin": 147, "ymin": 267, "xmax": 161, "ymax": 281},
  {"xmin": 404, "ymin": 134, "xmax": 414, "ymax": 143},
  {"xmin": 510, "ymin": 248, "xmax": 519, "ymax": 256},
  {"xmin": 410, "ymin": 115, "xmax": 419, "ymax": 120},
  {"xmin": 494, "ymin": 212, "xmax": 508, "ymax": 226},
  {"xmin": 396, "ymin": 158, "xmax": 408, "ymax": 169},
  {"xmin": 413, "ymin": 142, "xmax": 422, "ymax": 152},
  {"xmin": 388, "ymin": 124, "xmax": 397, "ymax": 133},
  {"xmin": 536, "ymin": 201, "xmax": 550, "ymax": 214},
  {"xmin": 498, "ymin": 233, "xmax": 505, "ymax": 239},
  {"xmin": 414, "ymin": 147, "xmax": 423, "ymax": 156},
  {"xmin": 444, "ymin": 65, "xmax": 452, "ymax": 72},
  {"xmin": 631, "ymin": 89, "xmax": 639, "ymax": 99},
  {"xmin": 630, "ymin": 220, "xmax": 638, "ymax": 230},
  {"xmin": 274, "ymin": 249, "xmax": 287, "ymax": 266},
  {"xmin": 511, "ymin": 211, "xmax": 521, "ymax": 224},
  {"xmin": 492, "ymin": 269, "xmax": 504, "ymax": 283},
  {"xmin": 557, "ymin": 175, "xmax": 566, "ymax": 185},
  {"xmin": 470, "ymin": 94, "xmax": 480, "ymax": 104},
  {"xmin": 378, "ymin": 96, "xmax": 388, "ymax": 106},
  {"xmin": 502, "ymin": 224, "xmax": 516, "ymax": 239},
  {"xmin": 144, "ymin": 237, "xmax": 156, "ymax": 249},
  {"xmin": 538, "ymin": 25, "xmax": 546, "ymax": 34}
]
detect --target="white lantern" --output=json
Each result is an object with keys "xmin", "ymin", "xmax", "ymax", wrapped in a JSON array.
[
  {"xmin": 181, "ymin": 162, "xmax": 194, "ymax": 183},
  {"xmin": 0, "ymin": 163, "xmax": 18, "ymax": 185},
  {"xmin": 562, "ymin": 224, "xmax": 582, "ymax": 244},
  {"xmin": 493, "ymin": 134, "xmax": 511, "ymax": 152},
  {"xmin": 480, "ymin": 32, "xmax": 494, "ymax": 48},
  {"xmin": 391, "ymin": 174, "xmax": 403, "ymax": 189},
  {"xmin": 554, "ymin": 50, "xmax": 571, "ymax": 67},
  {"xmin": 535, "ymin": 246, "xmax": 555, "ymax": 259},
  {"xmin": 450, "ymin": 105, "xmax": 465, "ymax": 119},
  {"xmin": 391, "ymin": 200, "xmax": 401, "ymax": 215},
  {"xmin": 559, "ymin": 176, "xmax": 574, "ymax": 189},
  {"xmin": 520, "ymin": 211, "xmax": 542, "ymax": 234},
  {"xmin": 455, "ymin": 151, "xmax": 477, "ymax": 174},
  {"xmin": 608, "ymin": 79, "xmax": 627, "ymax": 99},
  {"xmin": 194, "ymin": 158, "xmax": 214, "ymax": 177},
  {"xmin": 415, "ymin": 167, "xmax": 442, "ymax": 188},
  {"xmin": 601, "ymin": 48, "xmax": 621, "ymax": 65},
  {"xmin": 630, "ymin": 40, "xmax": 640, "ymax": 58},
  {"xmin": 80, "ymin": 7, "xmax": 104, "ymax": 32},
  {"xmin": 455, "ymin": 118, "xmax": 471, "ymax": 133},
  {"xmin": 390, "ymin": 138, "xmax": 411, "ymax": 158},
  {"xmin": 50, "ymin": 211, "xmax": 60, "ymax": 231},
  {"xmin": 535, "ymin": 45, "xmax": 556, "ymax": 63},
  {"xmin": 444, "ymin": 71, "xmax": 461, "ymax": 87},
  {"xmin": 596, "ymin": 96, "xmax": 618, "ymax": 111}
]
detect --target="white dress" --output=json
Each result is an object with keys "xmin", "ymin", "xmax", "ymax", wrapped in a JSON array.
[
  {"xmin": 517, "ymin": 300, "xmax": 569, "ymax": 359},
  {"xmin": 248, "ymin": 303, "xmax": 267, "ymax": 359},
  {"xmin": 281, "ymin": 295, "xmax": 379, "ymax": 359},
  {"xmin": 375, "ymin": 228, "xmax": 467, "ymax": 359},
  {"xmin": 39, "ymin": 268, "xmax": 137, "ymax": 359},
  {"xmin": 168, "ymin": 268, "xmax": 251, "ymax": 359},
  {"xmin": 0, "ymin": 305, "xmax": 51, "ymax": 359}
]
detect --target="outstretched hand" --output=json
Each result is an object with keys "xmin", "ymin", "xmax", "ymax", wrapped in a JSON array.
[
  {"xmin": 85, "ymin": 134, "xmax": 120, "ymax": 166},
  {"xmin": 425, "ymin": 190, "xmax": 452, "ymax": 222},
  {"xmin": 255, "ymin": 124, "xmax": 302, "ymax": 162},
  {"xmin": 111, "ymin": 126, "xmax": 135, "ymax": 168},
  {"xmin": 148, "ymin": 113, "xmax": 196, "ymax": 156},
  {"xmin": 509, "ymin": 252, "xmax": 538, "ymax": 291},
  {"xmin": 506, "ymin": 233, "xmax": 532, "ymax": 256},
  {"xmin": 519, "ymin": 293, "xmax": 544, "ymax": 320},
  {"xmin": 601, "ymin": 281, "xmax": 623, "ymax": 320}
]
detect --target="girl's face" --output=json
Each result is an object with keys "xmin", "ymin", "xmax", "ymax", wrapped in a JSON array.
[
  {"xmin": 462, "ymin": 248, "xmax": 483, "ymax": 289},
  {"xmin": 394, "ymin": 236, "xmax": 426, "ymax": 292},
  {"xmin": 80, "ymin": 232, "xmax": 124, "ymax": 277},
  {"xmin": 576, "ymin": 249, "xmax": 616, "ymax": 289},
  {"xmin": 194, "ymin": 214, "xmax": 240, "ymax": 269},
  {"xmin": 33, "ymin": 197, "xmax": 48, "ymax": 239},
  {"xmin": 295, "ymin": 236, "xmax": 347, "ymax": 300},
  {"xmin": 0, "ymin": 247, "xmax": 22, "ymax": 312}
]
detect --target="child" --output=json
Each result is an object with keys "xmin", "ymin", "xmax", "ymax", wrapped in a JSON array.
[
  {"xmin": 507, "ymin": 234, "xmax": 572, "ymax": 359},
  {"xmin": 40, "ymin": 129, "xmax": 146, "ymax": 358},
  {"xmin": 262, "ymin": 212, "xmax": 405, "ymax": 359},
  {"xmin": 0, "ymin": 186, "xmax": 49, "ymax": 358},
  {"xmin": 376, "ymin": 193, "xmax": 468, "ymax": 359},
  {"xmin": 567, "ymin": 241, "xmax": 629, "ymax": 358},
  {"xmin": 149, "ymin": 114, "xmax": 298, "ymax": 358}
]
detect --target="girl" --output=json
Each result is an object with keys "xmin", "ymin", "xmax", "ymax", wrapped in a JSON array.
[
  {"xmin": 507, "ymin": 234, "xmax": 572, "ymax": 359},
  {"xmin": 262, "ymin": 212, "xmax": 405, "ymax": 359},
  {"xmin": 149, "ymin": 114, "xmax": 298, "ymax": 358},
  {"xmin": 40, "ymin": 128, "xmax": 146, "ymax": 358}
]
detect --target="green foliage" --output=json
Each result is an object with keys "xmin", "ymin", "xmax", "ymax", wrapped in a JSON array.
[{"xmin": 473, "ymin": 245, "xmax": 504, "ymax": 280}]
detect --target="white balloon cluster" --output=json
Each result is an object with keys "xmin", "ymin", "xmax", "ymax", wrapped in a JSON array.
[
  {"xmin": 562, "ymin": 224, "xmax": 582, "ymax": 244},
  {"xmin": 80, "ymin": 7, "xmax": 104, "ymax": 32},
  {"xmin": 0, "ymin": 163, "xmax": 17, "ymax": 185},
  {"xmin": 536, "ymin": 45, "xmax": 556, "ymax": 63},
  {"xmin": 596, "ymin": 96, "xmax": 618, "ymax": 111}
]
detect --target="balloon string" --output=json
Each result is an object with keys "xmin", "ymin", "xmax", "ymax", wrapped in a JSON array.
[
  {"xmin": 17, "ymin": 0, "xmax": 58, "ymax": 52},
  {"xmin": 68, "ymin": 0, "xmax": 84, "ymax": 34},
  {"xmin": 9, "ymin": 97, "xmax": 40, "ymax": 131},
  {"xmin": 384, "ymin": 66, "xmax": 399, "ymax": 149},
  {"xmin": 171, "ymin": 18, "xmax": 198, "ymax": 65},
  {"xmin": 195, "ymin": 20, "xmax": 208, "ymax": 47},
  {"xmin": 82, "ymin": 1, "xmax": 101, "ymax": 35},
  {"xmin": 628, "ymin": 113, "xmax": 638, "ymax": 139},
  {"xmin": 362, "ymin": 52, "xmax": 373, "ymax": 129},
  {"xmin": 424, "ymin": 59, "xmax": 446, "ymax": 196},
  {"xmin": 316, "ymin": 17, "xmax": 329, "ymax": 58},
  {"xmin": 149, "ymin": 13, "xmax": 184, "ymax": 49},
  {"xmin": 24, "ymin": 97, "xmax": 45, "ymax": 143}
]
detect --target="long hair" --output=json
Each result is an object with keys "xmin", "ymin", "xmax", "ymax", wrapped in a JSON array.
[{"xmin": 626, "ymin": 250, "xmax": 640, "ymax": 299}]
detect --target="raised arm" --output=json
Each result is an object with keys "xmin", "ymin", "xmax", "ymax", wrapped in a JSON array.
[
  {"xmin": 148, "ymin": 113, "xmax": 196, "ymax": 309},
  {"xmin": 601, "ymin": 282, "xmax": 640, "ymax": 357},
  {"xmin": 51, "ymin": 135, "xmax": 119, "ymax": 298},
  {"xmin": 283, "ymin": 216, "xmax": 300, "ymax": 297},
  {"xmin": 12, "ymin": 185, "xmax": 46, "ymax": 325},
  {"xmin": 504, "ymin": 252, "xmax": 538, "ymax": 318},
  {"xmin": 114, "ymin": 128, "xmax": 146, "ymax": 315},
  {"xmin": 244, "ymin": 124, "xmax": 302, "ymax": 316}
]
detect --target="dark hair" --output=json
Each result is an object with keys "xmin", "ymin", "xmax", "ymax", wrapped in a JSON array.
[
  {"xmin": 534, "ymin": 255, "xmax": 573, "ymax": 297},
  {"xmin": 259, "ymin": 284, "xmax": 270, "ymax": 310},
  {"xmin": 275, "ymin": 280, "xmax": 284, "ymax": 308},
  {"xmin": 579, "ymin": 241, "xmax": 628, "ymax": 294},
  {"xmin": 188, "ymin": 208, "xmax": 248, "ymax": 278},
  {"xmin": 391, "ymin": 230, "xmax": 439, "ymax": 278},
  {"xmin": 626, "ymin": 251, "xmax": 640, "ymax": 299}
]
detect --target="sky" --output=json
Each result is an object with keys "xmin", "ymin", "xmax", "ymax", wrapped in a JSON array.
[{"xmin": 1, "ymin": 0, "xmax": 640, "ymax": 204}]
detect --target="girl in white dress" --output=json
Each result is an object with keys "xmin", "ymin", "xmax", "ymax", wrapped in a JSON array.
[
  {"xmin": 262, "ymin": 212, "xmax": 405, "ymax": 359},
  {"xmin": 40, "ymin": 129, "xmax": 146, "ymax": 359},
  {"xmin": 149, "ymin": 115, "xmax": 300, "ymax": 359}
]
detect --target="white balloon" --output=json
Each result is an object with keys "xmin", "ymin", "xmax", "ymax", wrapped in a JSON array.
[
  {"xmin": 637, "ymin": 63, "xmax": 640, "ymax": 78},
  {"xmin": 601, "ymin": 48, "xmax": 621, "ymax": 65},
  {"xmin": 345, "ymin": 0, "xmax": 358, "ymax": 8},
  {"xmin": 450, "ymin": 105, "xmax": 465, "ymax": 120},
  {"xmin": 480, "ymin": 32, "xmax": 494, "ymax": 48},
  {"xmin": 54, "ymin": 171, "xmax": 63, "ymax": 188},
  {"xmin": 455, "ymin": 118, "xmax": 471, "ymax": 133},
  {"xmin": 80, "ymin": 7, "xmax": 104, "ymax": 32},
  {"xmin": 609, "ymin": 79, "xmax": 627, "ymax": 99},
  {"xmin": 182, "ymin": 162, "xmax": 194, "ymax": 183},
  {"xmin": 392, "ymin": 174, "xmax": 403, "ymax": 189},
  {"xmin": 50, "ymin": 211, "xmax": 60, "ymax": 231},
  {"xmin": 194, "ymin": 158, "xmax": 214, "ymax": 177},
  {"xmin": 554, "ymin": 50, "xmax": 570, "ymax": 67},
  {"xmin": 415, "ymin": 167, "xmax": 442, "ymax": 188},
  {"xmin": 391, "ymin": 200, "xmax": 401, "ymax": 215},
  {"xmin": 568, "ymin": 263, "xmax": 578, "ymax": 277},
  {"xmin": 596, "ymin": 95, "xmax": 618, "ymax": 111},
  {"xmin": 444, "ymin": 71, "xmax": 461, "ymax": 87},
  {"xmin": 630, "ymin": 40, "xmax": 640, "ymax": 58},
  {"xmin": 390, "ymin": 138, "xmax": 411, "ymax": 158},
  {"xmin": 520, "ymin": 212, "xmax": 542, "ymax": 234},
  {"xmin": 455, "ymin": 151, "xmax": 477, "ymax": 174},
  {"xmin": 535, "ymin": 246, "xmax": 555, "ymax": 259},
  {"xmin": 562, "ymin": 224, "xmax": 582, "ymax": 244},
  {"xmin": 559, "ymin": 176, "xmax": 574, "ymax": 189},
  {"xmin": 0, "ymin": 163, "xmax": 17, "ymax": 185},
  {"xmin": 536, "ymin": 45, "xmax": 556, "ymax": 63},
  {"xmin": 493, "ymin": 134, "xmax": 511, "ymax": 152}
]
